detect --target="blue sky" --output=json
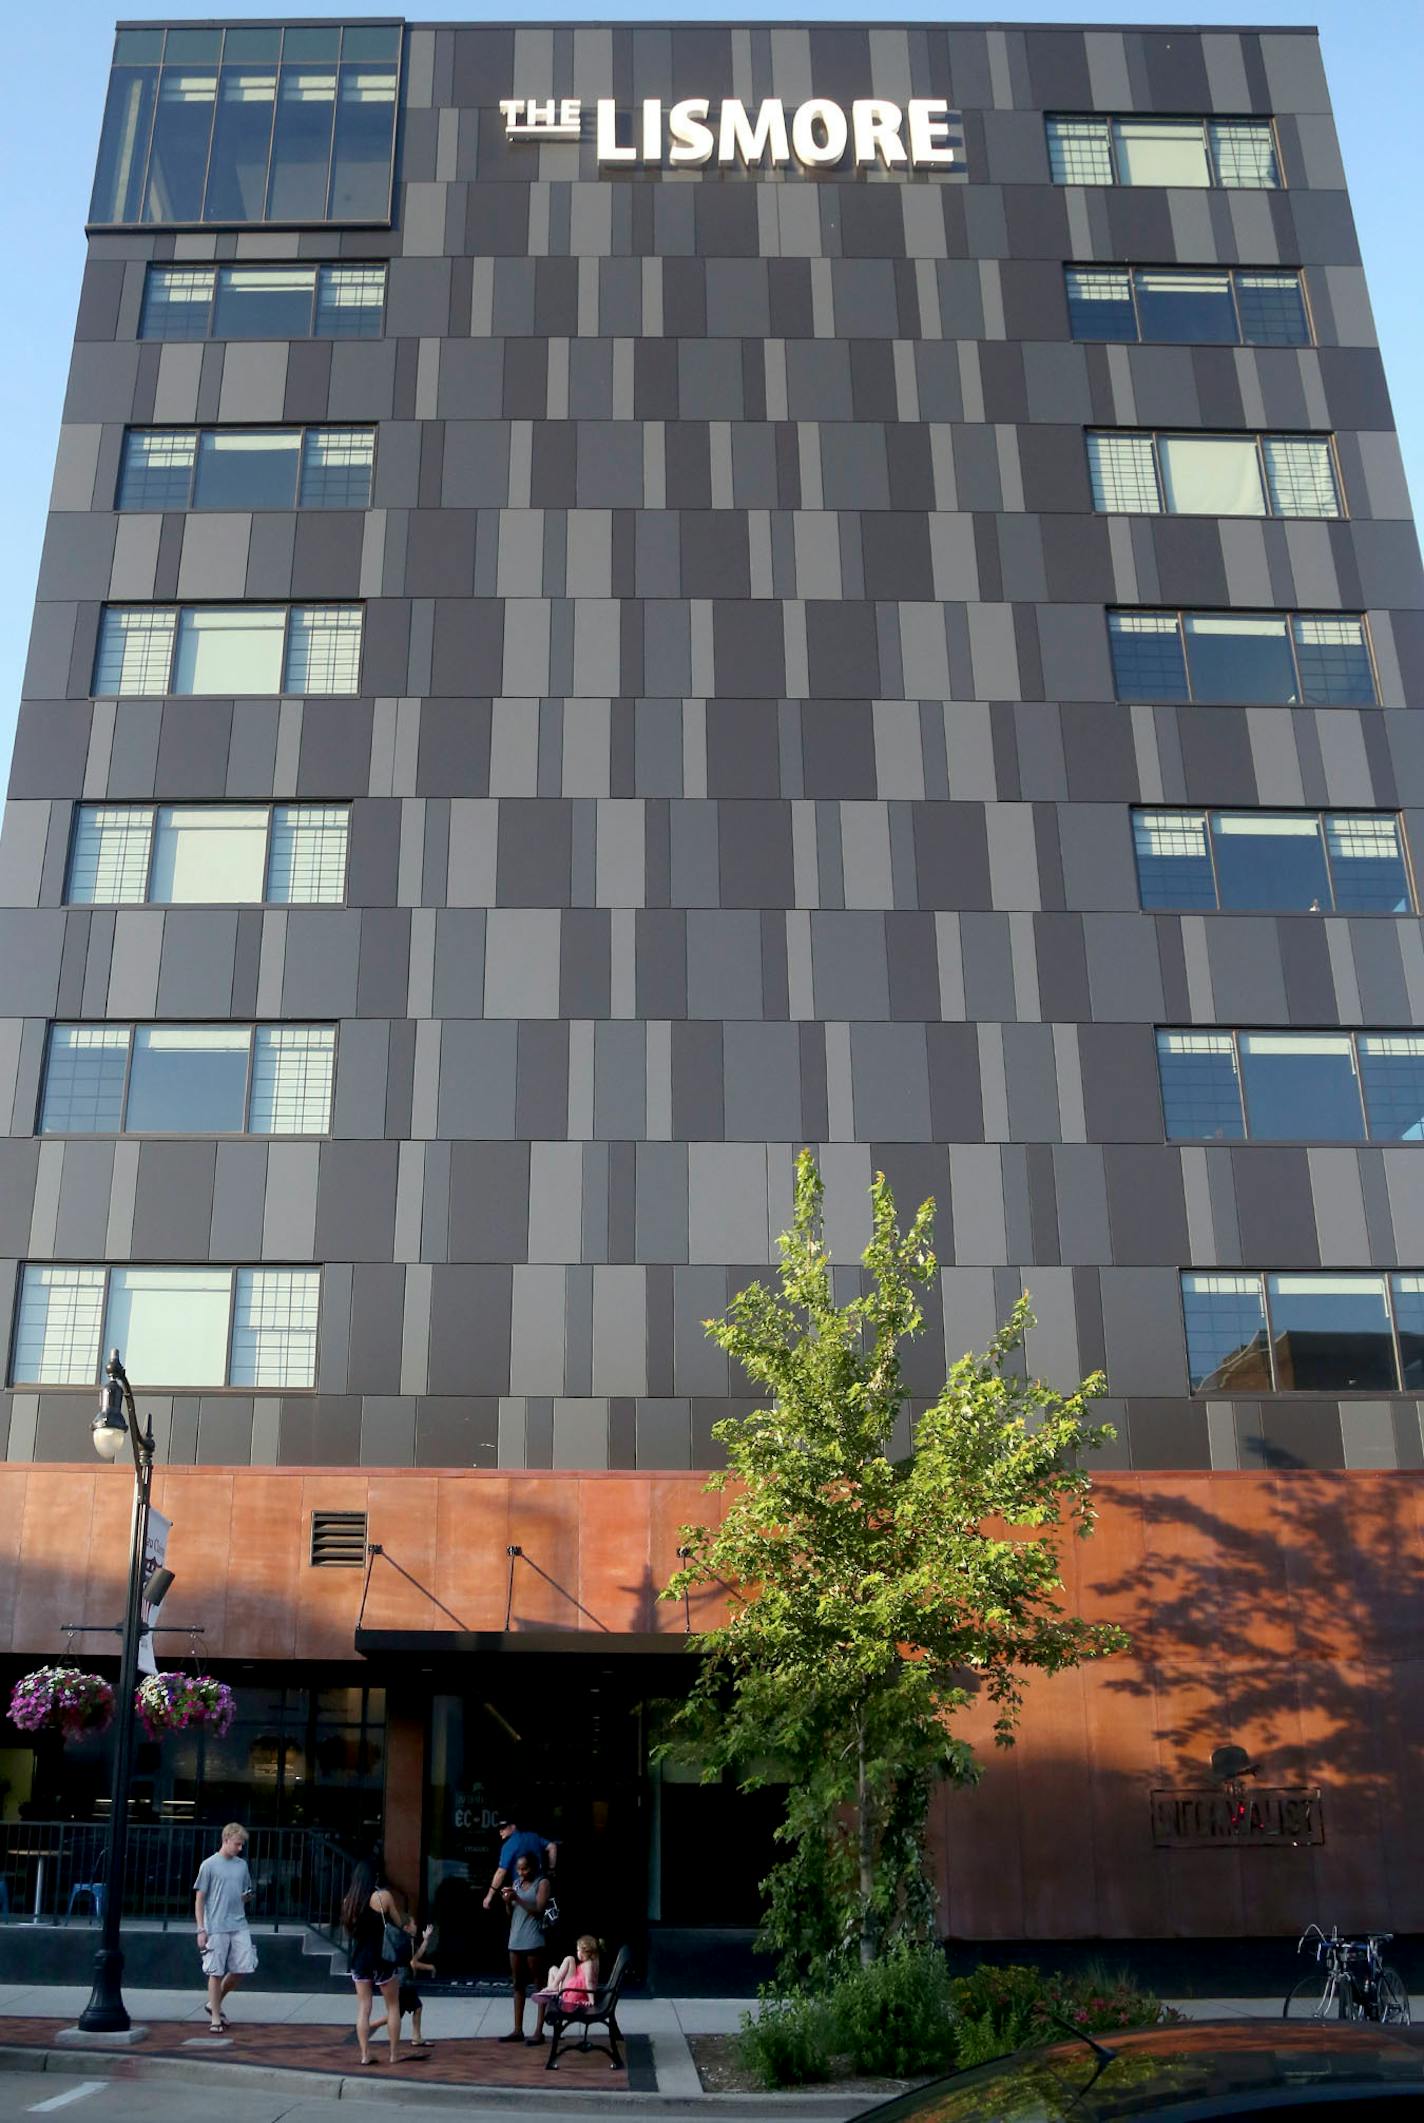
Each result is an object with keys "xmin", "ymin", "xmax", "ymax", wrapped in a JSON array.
[{"xmin": 2, "ymin": 0, "xmax": 1420, "ymax": 780}]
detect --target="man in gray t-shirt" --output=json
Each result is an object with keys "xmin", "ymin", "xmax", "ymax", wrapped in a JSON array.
[{"xmin": 194, "ymin": 1822, "xmax": 257, "ymax": 2031}]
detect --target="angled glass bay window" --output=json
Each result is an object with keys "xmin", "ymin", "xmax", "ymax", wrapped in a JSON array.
[
  {"xmin": 1238, "ymin": 1033, "xmax": 1363, "ymax": 1141},
  {"xmin": 1358, "ymin": 1037, "xmax": 1424, "ymax": 1142},
  {"xmin": 1156, "ymin": 1032, "xmax": 1243, "ymax": 1141},
  {"xmin": 195, "ymin": 430, "xmax": 301, "ymax": 509},
  {"xmin": 1157, "ymin": 436, "xmax": 1265, "ymax": 517},
  {"xmin": 1133, "ymin": 809, "xmax": 1412, "ymax": 914},
  {"xmin": 1394, "ymin": 1277, "xmax": 1424, "ymax": 1389},
  {"xmin": 39, "ymin": 1027, "xmax": 129, "ymax": 1134},
  {"xmin": 1210, "ymin": 118, "xmax": 1280, "ymax": 188},
  {"xmin": 230, "ymin": 1268, "xmax": 320, "ymax": 1387},
  {"xmin": 67, "ymin": 807, "xmax": 155, "ymax": 904},
  {"xmin": 1182, "ymin": 1274, "xmax": 1271, "ymax": 1393},
  {"xmin": 1093, "ymin": 429, "xmax": 1340, "ymax": 521},
  {"xmin": 141, "ymin": 263, "xmax": 385, "ymax": 341},
  {"xmin": 12, "ymin": 1267, "xmax": 108, "ymax": 1387},
  {"xmin": 1067, "ymin": 266, "xmax": 1309, "ymax": 346},
  {"xmin": 119, "ymin": 425, "xmax": 373, "ymax": 510},
  {"xmin": 93, "ymin": 605, "xmax": 362, "ymax": 696},
  {"xmin": 1269, "ymin": 1274, "xmax": 1393, "ymax": 1392},
  {"xmin": 40, "ymin": 1022, "xmax": 336, "ymax": 1136},
  {"xmin": 1113, "ymin": 117, "xmax": 1210, "ymax": 186},
  {"xmin": 1047, "ymin": 114, "xmax": 1278, "ymax": 189},
  {"xmin": 1109, "ymin": 611, "xmax": 1375, "ymax": 705},
  {"xmin": 90, "ymin": 22, "xmax": 398, "ymax": 225},
  {"xmin": 11, "ymin": 1263, "xmax": 320, "ymax": 1388},
  {"xmin": 65, "ymin": 803, "xmax": 349, "ymax": 906}
]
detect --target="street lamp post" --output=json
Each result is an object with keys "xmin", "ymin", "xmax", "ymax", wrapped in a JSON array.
[{"xmin": 77, "ymin": 1348, "xmax": 156, "ymax": 2036}]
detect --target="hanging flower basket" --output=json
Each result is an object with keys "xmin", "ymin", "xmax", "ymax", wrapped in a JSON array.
[
  {"xmin": 135, "ymin": 1672, "xmax": 236, "ymax": 1740},
  {"xmin": 8, "ymin": 1667, "xmax": 115, "ymax": 1741}
]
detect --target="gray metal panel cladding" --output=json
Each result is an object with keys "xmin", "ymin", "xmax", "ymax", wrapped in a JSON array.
[{"xmin": 5, "ymin": 21, "xmax": 1423, "ymax": 1468}]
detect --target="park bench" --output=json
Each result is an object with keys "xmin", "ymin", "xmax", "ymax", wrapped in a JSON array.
[{"xmin": 545, "ymin": 1942, "xmax": 632, "ymax": 2071}]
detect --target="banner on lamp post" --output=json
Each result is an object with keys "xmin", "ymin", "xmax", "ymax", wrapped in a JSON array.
[{"xmin": 138, "ymin": 1510, "xmax": 171, "ymax": 1678}]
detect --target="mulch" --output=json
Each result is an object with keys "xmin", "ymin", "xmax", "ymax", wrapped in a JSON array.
[{"xmin": 0, "ymin": 2017, "xmax": 655, "ymax": 2090}]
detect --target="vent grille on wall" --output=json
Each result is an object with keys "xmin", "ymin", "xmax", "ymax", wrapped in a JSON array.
[{"xmin": 310, "ymin": 1510, "xmax": 367, "ymax": 1567}]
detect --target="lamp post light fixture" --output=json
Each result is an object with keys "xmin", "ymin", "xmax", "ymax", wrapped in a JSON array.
[{"xmin": 76, "ymin": 1348, "xmax": 156, "ymax": 2037}]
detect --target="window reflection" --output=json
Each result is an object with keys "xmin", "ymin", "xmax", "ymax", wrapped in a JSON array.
[
  {"xmin": 1184, "ymin": 1271, "xmax": 1424, "ymax": 1395},
  {"xmin": 90, "ymin": 23, "xmax": 399, "ymax": 225},
  {"xmin": 1268, "ymin": 1275, "xmax": 1394, "ymax": 1392}
]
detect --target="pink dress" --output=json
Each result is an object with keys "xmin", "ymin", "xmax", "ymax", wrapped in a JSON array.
[{"xmin": 561, "ymin": 1964, "xmax": 596, "ymax": 2009}]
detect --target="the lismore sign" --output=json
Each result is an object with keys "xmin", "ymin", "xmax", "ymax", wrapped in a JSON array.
[{"xmin": 500, "ymin": 96, "xmax": 963, "ymax": 170}]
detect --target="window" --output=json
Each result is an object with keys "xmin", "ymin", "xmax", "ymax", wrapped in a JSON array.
[
  {"xmin": 1066, "ymin": 266, "xmax": 1309, "ymax": 346},
  {"xmin": 1088, "ymin": 432, "xmax": 1339, "ymax": 520},
  {"xmin": 139, "ymin": 261, "xmax": 385, "ymax": 340},
  {"xmin": 1108, "ymin": 611, "xmax": 1375, "ymax": 705},
  {"xmin": 1155, "ymin": 1029, "xmax": 1424, "ymax": 1142},
  {"xmin": 1183, "ymin": 1271, "xmax": 1424, "ymax": 1394},
  {"xmin": 12, "ymin": 1264, "xmax": 319, "ymax": 1388},
  {"xmin": 93, "ymin": 605, "xmax": 362, "ymax": 697},
  {"xmin": 40, "ymin": 1023, "xmax": 336, "ymax": 1136},
  {"xmin": 66, "ymin": 804, "xmax": 349, "ymax": 906},
  {"xmin": 1047, "ymin": 115, "xmax": 1279, "ymax": 189},
  {"xmin": 119, "ymin": 427, "xmax": 374, "ymax": 512},
  {"xmin": 90, "ymin": 23, "xmax": 399, "ymax": 227},
  {"xmin": 1133, "ymin": 810, "xmax": 1412, "ymax": 915}
]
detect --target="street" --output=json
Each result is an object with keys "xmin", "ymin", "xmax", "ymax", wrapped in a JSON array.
[{"xmin": 0, "ymin": 2077, "xmax": 753, "ymax": 2123}]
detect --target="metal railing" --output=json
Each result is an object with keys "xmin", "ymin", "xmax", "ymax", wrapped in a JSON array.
[{"xmin": 0, "ymin": 1822, "xmax": 356, "ymax": 1937}]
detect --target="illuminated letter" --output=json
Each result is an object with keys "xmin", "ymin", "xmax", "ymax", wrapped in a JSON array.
[
  {"xmin": 667, "ymin": 98, "xmax": 714, "ymax": 165},
  {"xmin": 559, "ymin": 99, "xmax": 580, "ymax": 130},
  {"xmin": 790, "ymin": 98, "xmax": 848, "ymax": 168},
  {"xmin": 642, "ymin": 98, "xmax": 662, "ymax": 161},
  {"xmin": 528, "ymin": 99, "xmax": 555, "ymax": 128},
  {"xmin": 907, "ymin": 99, "xmax": 958, "ymax": 166},
  {"xmin": 499, "ymin": 99, "xmax": 523, "ymax": 132},
  {"xmin": 851, "ymin": 99, "xmax": 907, "ymax": 167},
  {"xmin": 596, "ymin": 98, "xmax": 635, "ymax": 163},
  {"xmin": 717, "ymin": 97, "xmax": 790, "ymax": 167}
]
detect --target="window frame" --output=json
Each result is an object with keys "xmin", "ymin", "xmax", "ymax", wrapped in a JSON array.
[
  {"xmin": 1064, "ymin": 264, "xmax": 1314, "ymax": 347},
  {"xmin": 63, "ymin": 803, "xmax": 352, "ymax": 909},
  {"xmin": 1047, "ymin": 112, "xmax": 1282, "ymax": 190},
  {"xmin": 1155, "ymin": 1026, "xmax": 1424, "ymax": 1144},
  {"xmin": 138, "ymin": 260, "xmax": 388, "ymax": 341},
  {"xmin": 38, "ymin": 1021, "xmax": 338, "ymax": 1139},
  {"xmin": 117, "ymin": 423, "xmax": 377, "ymax": 512},
  {"xmin": 1182, "ymin": 1269, "xmax": 1424, "ymax": 1396},
  {"xmin": 1107, "ymin": 609, "xmax": 1377, "ymax": 706},
  {"xmin": 92, "ymin": 603, "xmax": 363, "ymax": 698},
  {"xmin": 89, "ymin": 22, "xmax": 401, "ymax": 231},
  {"xmin": 9, "ymin": 1262, "xmax": 322, "ymax": 1391},
  {"xmin": 1131, "ymin": 807, "xmax": 1415, "ymax": 917},
  {"xmin": 1087, "ymin": 429, "xmax": 1343, "ymax": 521}
]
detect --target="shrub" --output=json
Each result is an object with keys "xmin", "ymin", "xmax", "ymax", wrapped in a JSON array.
[
  {"xmin": 948, "ymin": 1960, "xmax": 1179, "ymax": 2067},
  {"xmin": 736, "ymin": 1995, "xmax": 834, "ymax": 2087},
  {"xmin": 828, "ymin": 1945, "xmax": 958, "ymax": 2077}
]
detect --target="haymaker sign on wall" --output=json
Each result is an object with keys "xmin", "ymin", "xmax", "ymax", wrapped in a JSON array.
[{"xmin": 500, "ymin": 96, "xmax": 965, "ymax": 168}]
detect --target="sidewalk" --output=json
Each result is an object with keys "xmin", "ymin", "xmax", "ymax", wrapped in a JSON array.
[{"xmin": 0, "ymin": 1985, "xmax": 1420, "ymax": 2111}]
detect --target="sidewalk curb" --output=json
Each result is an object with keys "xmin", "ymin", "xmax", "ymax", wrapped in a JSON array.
[{"xmin": 0, "ymin": 2043, "xmax": 866, "ymax": 2114}]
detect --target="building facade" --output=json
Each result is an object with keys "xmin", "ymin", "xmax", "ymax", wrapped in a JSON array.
[{"xmin": 2, "ymin": 16, "xmax": 1423, "ymax": 1970}]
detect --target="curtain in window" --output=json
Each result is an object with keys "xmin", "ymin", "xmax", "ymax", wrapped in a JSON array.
[
  {"xmin": 1111, "ymin": 118, "xmax": 1210, "ymax": 186},
  {"xmin": 149, "ymin": 805, "xmax": 269, "ymax": 903},
  {"xmin": 173, "ymin": 607, "xmax": 286, "ymax": 694},
  {"xmin": 1157, "ymin": 435, "xmax": 1264, "ymax": 516},
  {"xmin": 103, "ymin": 1268, "xmax": 232, "ymax": 1387}
]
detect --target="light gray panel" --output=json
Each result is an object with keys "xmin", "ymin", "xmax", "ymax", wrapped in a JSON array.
[{"xmin": 687, "ymin": 1143, "xmax": 768, "ymax": 1264}]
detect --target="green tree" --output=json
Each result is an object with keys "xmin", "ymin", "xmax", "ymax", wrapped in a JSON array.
[{"xmin": 663, "ymin": 1150, "xmax": 1128, "ymax": 1982}]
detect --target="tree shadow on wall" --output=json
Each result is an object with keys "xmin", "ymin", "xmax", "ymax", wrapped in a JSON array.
[{"xmin": 1089, "ymin": 1474, "xmax": 1423, "ymax": 1797}]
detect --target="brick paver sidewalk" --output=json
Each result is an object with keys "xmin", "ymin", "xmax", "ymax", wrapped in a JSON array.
[{"xmin": 0, "ymin": 2017, "xmax": 654, "ymax": 2090}]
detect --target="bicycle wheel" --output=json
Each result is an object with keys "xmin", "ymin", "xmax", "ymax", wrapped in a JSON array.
[
  {"xmin": 1375, "ymin": 1968, "xmax": 1411, "ymax": 2025},
  {"xmin": 1284, "ymin": 1970, "xmax": 1349, "ymax": 2020}
]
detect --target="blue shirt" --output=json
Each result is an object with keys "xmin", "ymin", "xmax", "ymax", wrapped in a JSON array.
[{"xmin": 499, "ymin": 1828, "xmax": 550, "ymax": 1875}]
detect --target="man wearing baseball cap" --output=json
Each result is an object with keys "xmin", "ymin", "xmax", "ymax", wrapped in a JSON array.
[{"xmin": 482, "ymin": 1812, "xmax": 558, "ymax": 1909}]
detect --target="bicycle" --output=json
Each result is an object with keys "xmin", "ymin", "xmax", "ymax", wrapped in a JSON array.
[{"xmin": 1283, "ymin": 1924, "xmax": 1411, "ymax": 2025}]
